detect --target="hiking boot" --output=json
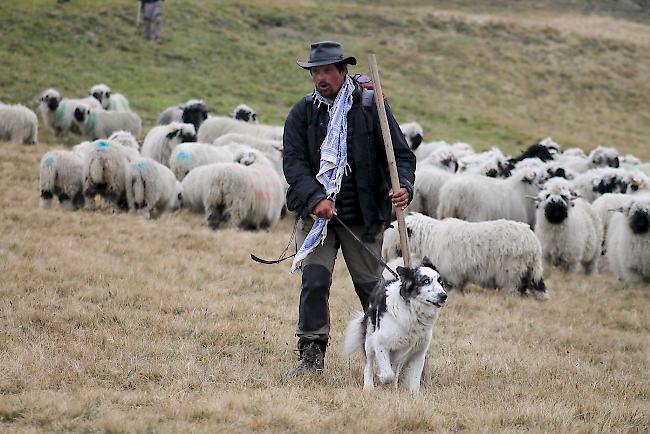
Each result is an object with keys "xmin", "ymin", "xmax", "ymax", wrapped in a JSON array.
[{"xmin": 288, "ymin": 340, "xmax": 325, "ymax": 377}]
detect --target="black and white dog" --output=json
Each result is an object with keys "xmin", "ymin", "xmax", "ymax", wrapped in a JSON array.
[{"xmin": 342, "ymin": 257, "xmax": 447, "ymax": 393}]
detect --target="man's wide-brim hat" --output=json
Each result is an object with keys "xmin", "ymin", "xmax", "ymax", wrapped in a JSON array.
[{"xmin": 297, "ymin": 41, "xmax": 357, "ymax": 70}]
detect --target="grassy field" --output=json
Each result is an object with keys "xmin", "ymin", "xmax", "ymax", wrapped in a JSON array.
[{"xmin": 1, "ymin": 0, "xmax": 650, "ymax": 432}]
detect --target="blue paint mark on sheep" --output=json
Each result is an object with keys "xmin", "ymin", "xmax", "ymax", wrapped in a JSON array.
[
  {"xmin": 134, "ymin": 161, "xmax": 148, "ymax": 171},
  {"xmin": 176, "ymin": 150, "xmax": 190, "ymax": 162},
  {"xmin": 43, "ymin": 155, "xmax": 57, "ymax": 167},
  {"xmin": 96, "ymin": 140, "xmax": 109, "ymax": 149}
]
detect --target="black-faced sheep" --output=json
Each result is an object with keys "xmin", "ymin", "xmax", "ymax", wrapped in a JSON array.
[
  {"xmin": 89, "ymin": 84, "xmax": 132, "ymax": 112},
  {"xmin": 141, "ymin": 122, "xmax": 196, "ymax": 167},
  {"xmin": 533, "ymin": 178, "xmax": 603, "ymax": 275},
  {"xmin": 606, "ymin": 196, "xmax": 650, "ymax": 282},
  {"xmin": 73, "ymin": 104, "xmax": 141, "ymax": 140},
  {"xmin": 157, "ymin": 99, "xmax": 209, "ymax": 131}
]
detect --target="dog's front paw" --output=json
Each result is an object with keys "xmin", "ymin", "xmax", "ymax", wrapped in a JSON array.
[{"xmin": 378, "ymin": 371, "xmax": 395, "ymax": 384}]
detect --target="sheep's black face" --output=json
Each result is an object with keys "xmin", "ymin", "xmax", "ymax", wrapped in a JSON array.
[
  {"xmin": 609, "ymin": 157, "xmax": 620, "ymax": 168},
  {"xmin": 91, "ymin": 91, "xmax": 103, "ymax": 103},
  {"xmin": 73, "ymin": 107, "xmax": 86, "ymax": 122},
  {"xmin": 485, "ymin": 168, "xmax": 498, "ymax": 178},
  {"xmin": 47, "ymin": 97, "xmax": 59, "ymax": 111},
  {"xmin": 182, "ymin": 108, "xmax": 208, "ymax": 130},
  {"xmin": 630, "ymin": 209, "xmax": 650, "ymax": 234},
  {"xmin": 544, "ymin": 199, "xmax": 568, "ymax": 224},
  {"xmin": 547, "ymin": 168, "xmax": 567, "ymax": 179},
  {"xmin": 498, "ymin": 161, "xmax": 515, "ymax": 177},
  {"xmin": 181, "ymin": 132, "xmax": 197, "ymax": 143},
  {"xmin": 411, "ymin": 133, "xmax": 423, "ymax": 150},
  {"xmin": 234, "ymin": 109, "xmax": 254, "ymax": 122}
]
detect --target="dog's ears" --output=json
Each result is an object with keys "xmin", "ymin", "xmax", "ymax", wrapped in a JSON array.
[{"xmin": 421, "ymin": 256, "xmax": 437, "ymax": 272}]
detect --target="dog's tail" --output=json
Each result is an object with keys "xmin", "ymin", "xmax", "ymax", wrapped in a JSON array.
[{"xmin": 342, "ymin": 311, "xmax": 365, "ymax": 357}]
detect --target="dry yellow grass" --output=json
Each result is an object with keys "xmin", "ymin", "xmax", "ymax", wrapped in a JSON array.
[{"xmin": 1, "ymin": 139, "xmax": 649, "ymax": 433}]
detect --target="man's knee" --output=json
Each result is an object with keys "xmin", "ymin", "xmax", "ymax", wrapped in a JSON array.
[{"xmin": 298, "ymin": 264, "xmax": 332, "ymax": 333}]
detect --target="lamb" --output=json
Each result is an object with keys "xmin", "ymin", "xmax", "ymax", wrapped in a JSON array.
[
  {"xmin": 533, "ymin": 178, "xmax": 603, "ymax": 274},
  {"xmin": 72, "ymin": 104, "xmax": 141, "ymax": 140},
  {"xmin": 39, "ymin": 88, "xmax": 102, "ymax": 137},
  {"xmin": 381, "ymin": 213, "xmax": 549, "ymax": 299},
  {"xmin": 197, "ymin": 116, "xmax": 283, "ymax": 143},
  {"xmin": 0, "ymin": 103, "xmax": 38, "ymax": 144},
  {"xmin": 169, "ymin": 142, "xmax": 237, "ymax": 180},
  {"xmin": 606, "ymin": 196, "xmax": 650, "ymax": 282},
  {"xmin": 125, "ymin": 158, "xmax": 182, "ymax": 219},
  {"xmin": 156, "ymin": 99, "xmax": 209, "ymax": 131},
  {"xmin": 38, "ymin": 150, "xmax": 85, "ymax": 210},
  {"xmin": 181, "ymin": 152, "xmax": 284, "ymax": 230},
  {"xmin": 108, "ymin": 130, "xmax": 140, "ymax": 151},
  {"xmin": 231, "ymin": 104, "xmax": 258, "ymax": 123},
  {"xmin": 89, "ymin": 84, "xmax": 132, "ymax": 112},
  {"xmin": 399, "ymin": 121, "xmax": 423, "ymax": 150},
  {"xmin": 82, "ymin": 139, "xmax": 140, "ymax": 211},
  {"xmin": 437, "ymin": 166, "xmax": 549, "ymax": 227},
  {"xmin": 141, "ymin": 122, "xmax": 196, "ymax": 167}
]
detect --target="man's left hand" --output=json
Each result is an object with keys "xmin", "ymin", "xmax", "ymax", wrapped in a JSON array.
[{"xmin": 389, "ymin": 187, "xmax": 409, "ymax": 211}]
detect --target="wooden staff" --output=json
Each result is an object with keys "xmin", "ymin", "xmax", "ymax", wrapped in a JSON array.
[{"xmin": 368, "ymin": 54, "xmax": 412, "ymax": 268}]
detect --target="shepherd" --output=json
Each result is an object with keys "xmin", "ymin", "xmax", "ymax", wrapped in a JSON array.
[{"xmin": 283, "ymin": 41, "xmax": 416, "ymax": 376}]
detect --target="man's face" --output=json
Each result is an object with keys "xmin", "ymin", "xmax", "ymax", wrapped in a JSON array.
[{"xmin": 311, "ymin": 64, "xmax": 346, "ymax": 99}]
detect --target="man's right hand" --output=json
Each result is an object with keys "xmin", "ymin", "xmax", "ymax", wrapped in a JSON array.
[{"xmin": 312, "ymin": 199, "xmax": 336, "ymax": 220}]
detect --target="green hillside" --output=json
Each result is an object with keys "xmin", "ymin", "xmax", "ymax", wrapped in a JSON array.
[{"xmin": 1, "ymin": 0, "xmax": 649, "ymax": 156}]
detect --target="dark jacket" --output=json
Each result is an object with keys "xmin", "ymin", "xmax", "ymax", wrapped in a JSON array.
[{"xmin": 282, "ymin": 80, "xmax": 416, "ymax": 238}]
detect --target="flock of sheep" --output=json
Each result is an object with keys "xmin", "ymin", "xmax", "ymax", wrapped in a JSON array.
[{"xmin": 1, "ymin": 83, "xmax": 648, "ymax": 292}]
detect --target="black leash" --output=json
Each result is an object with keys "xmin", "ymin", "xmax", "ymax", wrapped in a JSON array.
[
  {"xmin": 250, "ymin": 215, "xmax": 399, "ymax": 280},
  {"xmin": 332, "ymin": 215, "xmax": 399, "ymax": 280}
]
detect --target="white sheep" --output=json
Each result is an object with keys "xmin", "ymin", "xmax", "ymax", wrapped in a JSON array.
[
  {"xmin": 409, "ymin": 164, "xmax": 455, "ymax": 217},
  {"xmin": 457, "ymin": 147, "xmax": 513, "ymax": 178},
  {"xmin": 592, "ymin": 192, "xmax": 650, "ymax": 246},
  {"xmin": 437, "ymin": 166, "xmax": 548, "ymax": 227},
  {"xmin": 414, "ymin": 140, "xmax": 474, "ymax": 163},
  {"xmin": 231, "ymin": 104, "xmax": 258, "ymax": 123},
  {"xmin": 169, "ymin": 142, "xmax": 237, "ymax": 180},
  {"xmin": 181, "ymin": 153, "xmax": 284, "ymax": 230},
  {"xmin": 399, "ymin": 121, "xmax": 423, "ymax": 151},
  {"xmin": 156, "ymin": 99, "xmax": 209, "ymax": 131},
  {"xmin": 39, "ymin": 88, "xmax": 103, "ymax": 137},
  {"xmin": 533, "ymin": 178, "xmax": 603, "ymax": 274},
  {"xmin": 557, "ymin": 145, "xmax": 620, "ymax": 173},
  {"xmin": 82, "ymin": 139, "xmax": 139, "ymax": 211},
  {"xmin": 89, "ymin": 84, "xmax": 131, "ymax": 112},
  {"xmin": 606, "ymin": 196, "xmax": 650, "ymax": 282},
  {"xmin": 141, "ymin": 122, "xmax": 197, "ymax": 167},
  {"xmin": 38, "ymin": 150, "xmax": 85, "ymax": 210},
  {"xmin": 0, "ymin": 103, "xmax": 38, "ymax": 144},
  {"xmin": 197, "ymin": 116, "xmax": 283, "ymax": 143},
  {"xmin": 108, "ymin": 130, "xmax": 140, "ymax": 151},
  {"xmin": 571, "ymin": 168, "xmax": 649, "ymax": 203},
  {"xmin": 72, "ymin": 104, "xmax": 141, "ymax": 140},
  {"xmin": 212, "ymin": 133, "xmax": 283, "ymax": 175},
  {"xmin": 125, "ymin": 158, "xmax": 182, "ymax": 219},
  {"xmin": 382, "ymin": 213, "xmax": 549, "ymax": 299}
]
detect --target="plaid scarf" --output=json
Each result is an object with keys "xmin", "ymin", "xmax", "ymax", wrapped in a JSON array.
[{"xmin": 291, "ymin": 75, "xmax": 355, "ymax": 272}]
